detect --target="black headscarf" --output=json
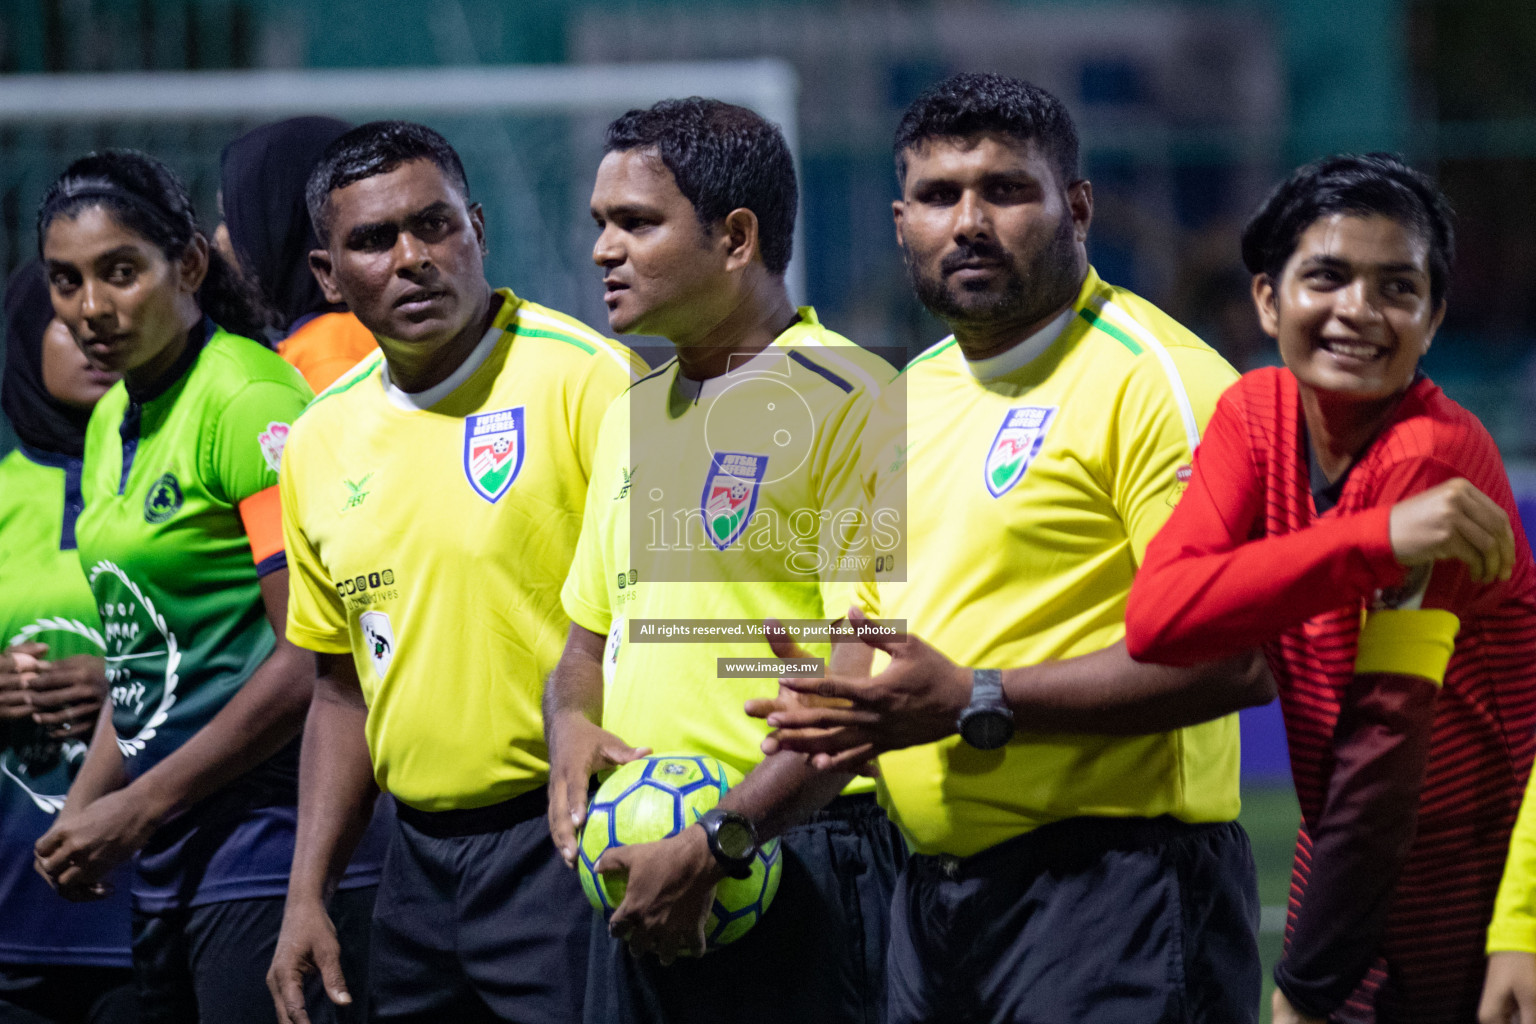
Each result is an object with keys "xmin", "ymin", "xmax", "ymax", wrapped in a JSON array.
[
  {"xmin": 220, "ymin": 116, "xmax": 352, "ymax": 332},
  {"xmin": 2, "ymin": 261, "xmax": 92, "ymax": 459}
]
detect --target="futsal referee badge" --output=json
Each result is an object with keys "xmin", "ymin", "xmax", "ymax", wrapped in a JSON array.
[
  {"xmin": 701, "ymin": 452, "xmax": 768, "ymax": 551},
  {"xmin": 360, "ymin": 611, "xmax": 395, "ymax": 679},
  {"xmin": 985, "ymin": 406, "xmax": 1057, "ymax": 497},
  {"xmin": 463, "ymin": 407, "xmax": 526, "ymax": 503}
]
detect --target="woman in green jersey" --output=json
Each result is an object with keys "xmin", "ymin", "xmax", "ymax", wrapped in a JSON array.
[
  {"xmin": 32, "ymin": 150, "xmax": 378, "ymax": 1024},
  {"xmin": 0, "ymin": 262, "xmax": 133, "ymax": 1023}
]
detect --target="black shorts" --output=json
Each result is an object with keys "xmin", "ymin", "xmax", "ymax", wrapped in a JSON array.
[
  {"xmin": 0, "ymin": 964, "xmax": 135, "ymax": 1024},
  {"xmin": 133, "ymin": 886, "xmax": 374, "ymax": 1024},
  {"xmin": 585, "ymin": 793, "xmax": 908, "ymax": 1024},
  {"xmin": 887, "ymin": 816, "xmax": 1260, "ymax": 1024},
  {"xmin": 370, "ymin": 789, "xmax": 589, "ymax": 1024}
]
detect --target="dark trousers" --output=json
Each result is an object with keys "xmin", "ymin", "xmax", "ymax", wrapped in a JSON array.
[
  {"xmin": 888, "ymin": 816, "xmax": 1261, "ymax": 1024},
  {"xmin": 585, "ymin": 794, "xmax": 908, "ymax": 1024},
  {"xmin": 0, "ymin": 965, "xmax": 135, "ymax": 1024},
  {"xmin": 133, "ymin": 886, "xmax": 374, "ymax": 1024},
  {"xmin": 370, "ymin": 791, "xmax": 589, "ymax": 1024}
]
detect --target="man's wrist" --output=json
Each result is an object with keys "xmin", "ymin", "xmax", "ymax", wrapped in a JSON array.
[
  {"xmin": 547, "ymin": 708, "xmax": 598, "ymax": 749},
  {"xmin": 957, "ymin": 667, "xmax": 1015, "ymax": 750},
  {"xmin": 282, "ymin": 884, "xmax": 332, "ymax": 913},
  {"xmin": 683, "ymin": 824, "xmax": 728, "ymax": 883},
  {"xmin": 949, "ymin": 663, "xmax": 976, "ymax": 724}
]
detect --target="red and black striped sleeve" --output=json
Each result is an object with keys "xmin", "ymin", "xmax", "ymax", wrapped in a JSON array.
[
  {"xmin": 1127, "ymin": 385, "xmax": 1405, "ymax": 666},
  {"xmin": 1277, "ymin": 417, "xmax": 1508, "ymax": 1016}
]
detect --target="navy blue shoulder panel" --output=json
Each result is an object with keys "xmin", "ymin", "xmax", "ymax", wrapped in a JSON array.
[{"xmin": 788, "ymin": 351, "xmax": 853, "ymax": 394}]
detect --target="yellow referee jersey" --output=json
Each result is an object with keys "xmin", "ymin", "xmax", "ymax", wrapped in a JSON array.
[
  {"xmin": 562, "ymin": 309, "xmax": 894, "ymax": 781},
  {"xmin": 864, "ymin": 267, "xmax": 1241, "ymax": 857},
  {"xmin": 281, "ymin": 289, "xmax": 644, "ymax": 811},
  {"xmin": 1490, "ymin": 769, "xmax": 1536, "ymax": 952}
]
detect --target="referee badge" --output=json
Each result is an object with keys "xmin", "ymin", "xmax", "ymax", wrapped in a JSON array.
[
  {"xmin": 701, "ymin": 452, "xmax": 768, "ymax": 551},
  {"xmin": 985, "ymin": 406, "xmax": 1057, "ymax": 497},
  {"xmin": 360, "ymin": 611, "xmax": 395, "ymax": 679},
  {"xmin": 463, "ymin": 407, "xmax": 526, "ymax": 503}
]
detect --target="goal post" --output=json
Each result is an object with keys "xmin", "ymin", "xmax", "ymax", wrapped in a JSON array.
[{"xmin": 0, "ymin": 60, "xmax": 805, "ymax": 315}]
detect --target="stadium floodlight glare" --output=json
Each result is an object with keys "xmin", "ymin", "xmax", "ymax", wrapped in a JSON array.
[{"xmin": 0, "ymin": 61, "xmax": 804, "ymax": 300}]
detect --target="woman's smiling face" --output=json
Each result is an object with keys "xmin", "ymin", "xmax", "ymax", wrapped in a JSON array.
[{"xmin": 1255, "ymin": 212, "xmax": 1445, "ymax": 402}]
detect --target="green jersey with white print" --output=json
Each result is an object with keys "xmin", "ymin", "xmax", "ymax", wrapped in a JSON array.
[
  {"xmin": 76, "ymin": 322, "xmax": 311, "ymax": 778},
  {"xmin": 0, "ymin": 446, "xmax": 133, "ymax": 963}
]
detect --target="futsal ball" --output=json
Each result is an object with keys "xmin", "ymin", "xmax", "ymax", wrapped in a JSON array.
[{"xmin": 578, "ymin": 753, "xmax": 782, "ymax": 948}]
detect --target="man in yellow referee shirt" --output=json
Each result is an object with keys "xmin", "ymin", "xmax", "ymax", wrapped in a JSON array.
[
  {"xmin": 545, "ymin": 98, "xmax": 905, "ymax": 1023},
  {"xmin": 751, "ymin": 74, "xmax": 1273, "ymax": 1022},
  {"xmin": 1481, "ymin": 771, "xmax": 1536, "ymax": 1023},
  {"xmin": 265, "ymin": 122, "xmax": 642, "ymax": 1024}
]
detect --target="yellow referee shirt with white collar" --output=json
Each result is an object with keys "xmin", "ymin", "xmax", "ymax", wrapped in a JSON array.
[
  {"xmin": 863, "ymin": 267, "xmax": 1241, "ymax": 857},
  {"xmin": 562, "ymin": 308, "xmax": 894, "ymax": 782},
  {"xmin": 281, "ymin": 289, "xmax": 644, "ymax": 811}
]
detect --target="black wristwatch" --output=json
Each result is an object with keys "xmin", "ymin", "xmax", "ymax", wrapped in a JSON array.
[
  {"xmin": 697, "ymin": 808, "xmax": 758, "ymax": 879},
  {"xmin": 957, "ymin": 668, "xmax": 1014, "ymax": 750}
]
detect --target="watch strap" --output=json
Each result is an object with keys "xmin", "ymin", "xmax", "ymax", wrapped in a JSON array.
[
  {"xmin": 972, "ymin": 668, "xmax": 1004, "ymax": 705},
  {"xmin": 699, "ymin": 807, "xmax": 756, "ymax": 879}
]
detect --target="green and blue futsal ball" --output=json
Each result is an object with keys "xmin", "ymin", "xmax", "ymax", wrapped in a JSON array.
[{"xmin": 578, "ymin": 753, "xmax": 782, "ymax": 948}]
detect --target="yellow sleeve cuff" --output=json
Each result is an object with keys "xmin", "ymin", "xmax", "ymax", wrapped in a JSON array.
[
  {"xmin": 1487, "ymin": 920, "xmax": 1536, "ymax": 955},
  {"xmin": 1353, "ymin": 608, "xmax": 1460, "ymax": 685}
]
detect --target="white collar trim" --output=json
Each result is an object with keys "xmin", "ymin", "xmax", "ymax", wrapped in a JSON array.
[
  {"xmin": 673, "ymin": 335, "xmax": 798, "ymax": 403},
  {"xmin": 382, "ymin": 320, "xmax": 505, "ymax": 411},
  {"xmin": 962, "ymin": 306, "xmax": 1075, "ymax": 381}
]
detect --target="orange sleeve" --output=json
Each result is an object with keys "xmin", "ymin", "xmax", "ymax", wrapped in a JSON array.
[
  {"xmin": 280, "ymin": 313, "xmax": 379, "ymax": 393},
  {"xmin": 239, "ymin": 484, "xmax": 285, "ymax": 567}
]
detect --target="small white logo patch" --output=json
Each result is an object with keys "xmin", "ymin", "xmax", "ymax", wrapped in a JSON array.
[
  {"xmin": 258, "ymin": 422, "xmax": 291, "ymax": 474},
  {"xmin": 360, "ymin": 611, "xmax": 395, "ymax": 678},
  {"xmin": 603, "ymin": 619, "xmax": 623, "ymax": 691}
]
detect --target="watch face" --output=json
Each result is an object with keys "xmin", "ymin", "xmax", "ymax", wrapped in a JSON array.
[
  {"xmin": 717, "ymin": 820, "xmax": 755, "ymax": 860},
  {"xmin": 962, "ymin": 710, "xmax": 1013, "ymax": 750}
]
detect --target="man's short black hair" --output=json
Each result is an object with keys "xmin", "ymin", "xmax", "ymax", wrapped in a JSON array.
[
  {"xmin": 1241, "ymin": 153, "xmax": 1455, "ymax": 307},
  {"xmin": 893, "ymin": 73, "xmax": 1081, "ymax": 189},
  {"xmin": 306, "ymin": 120, "xmax": 471, "ymax": 246},
  {"xmin": 604, "ymin": 98, "xmax": 797, "ymax": 276}
]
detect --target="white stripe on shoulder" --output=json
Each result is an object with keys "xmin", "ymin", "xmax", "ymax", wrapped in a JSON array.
[
  {"xmin": 1087, "ymin": 294, "xmax": 1202, "ymax": 453},
  {"xmin": 794, "ymin": 331, "xmax": 884, "ymax": 392},
  {"xmin": 518, "ymin": 305, "xmax": 641, "ymax": 381}
]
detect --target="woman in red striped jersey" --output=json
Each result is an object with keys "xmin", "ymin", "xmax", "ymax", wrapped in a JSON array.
[{"xmin": 1125, "ymin": 153, "xmax": 1536, "ymax": 1024}]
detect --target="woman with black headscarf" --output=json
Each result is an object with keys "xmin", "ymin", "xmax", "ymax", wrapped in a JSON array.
[
  {"xmin": 0, "ymin": 262, "xmax": 135, "ymax": 1023},
  {"xmin": 216, "ymin": 116, "xmax": 377, "ymax": 392}
]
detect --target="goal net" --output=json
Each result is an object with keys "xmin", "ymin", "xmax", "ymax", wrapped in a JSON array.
[{"xmin": 0, "ymin": 60, "xmax": 803, "ymax": 334}]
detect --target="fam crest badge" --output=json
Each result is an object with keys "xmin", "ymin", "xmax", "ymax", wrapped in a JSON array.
[
  {"xmin": 985, "ymin": 406, "xmax": 1057, "ymax": 497},
  {"xmin": 463, "ymin": 407, "xmax": 526, "ymax": 503},
  {"xmin": 701, "ymin": 452, "xmax": 768, "ymax": 551}
]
